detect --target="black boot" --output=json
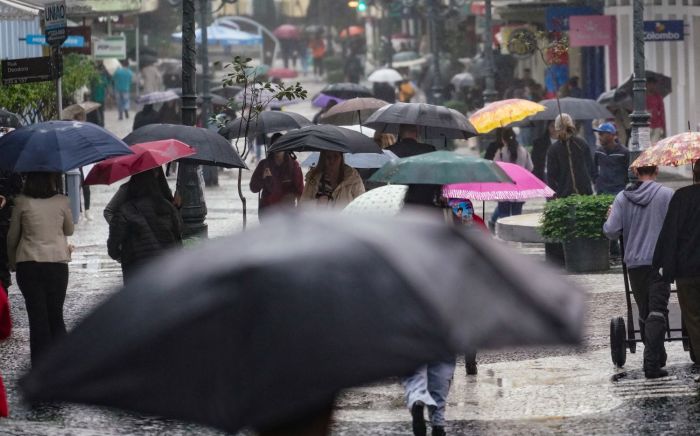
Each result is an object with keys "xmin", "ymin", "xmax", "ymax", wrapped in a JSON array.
[
  {"xmin": 645, "ymin": 368, "xmax": 668, "ymax": 379},
  {"xmin": 411, "ymin": 403, "xmax": 426, "ymax": 436},
  {"xmin": 432, "ymin": 425, "xmax": 446, "ymax": 436}
]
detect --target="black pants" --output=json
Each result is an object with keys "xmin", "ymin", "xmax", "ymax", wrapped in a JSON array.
[
  {"xmin": 676, "ymin": 277, "xmax": 700, "ymax": 362},
  {"xmin": 628, "ymin": 266, "xmax": 670, "ymax": 371},
  {"xmin": 313, "ymin": 57, "xmax": 324, "ymax": 76},
  {"xmin": 16, "ymin": 262, "xmax": 68, "ymax": 365}
]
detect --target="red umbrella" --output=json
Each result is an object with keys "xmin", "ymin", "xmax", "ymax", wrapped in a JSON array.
[
  {"xmin": 84, "ymin": 139, "xmax": 195, "ymax": 185},
  {"xmin": 339, "ymin": 26, "xmax": 364, "ymax": 39},
  {"xmin": 267, "ymin": 67, "xmax": 298, "ymax": 79},
  {"xmin": 273, "ymin": 24, "xmax": 300, "ymax": 40}
]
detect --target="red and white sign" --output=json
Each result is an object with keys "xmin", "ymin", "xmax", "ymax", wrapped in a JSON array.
[{"xmin": 569, "ymin": 15, "xmax": 616, "ymax": 47}]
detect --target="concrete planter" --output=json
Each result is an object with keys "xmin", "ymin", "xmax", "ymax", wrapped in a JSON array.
[{"xmin": 563, "ymin": 238, "xmax": 610, "ymax": 273}]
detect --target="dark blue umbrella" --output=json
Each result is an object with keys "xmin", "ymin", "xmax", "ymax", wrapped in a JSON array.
[{"xmin": 0, "ymin": 121, "xmax": 133, "ymax": 172}]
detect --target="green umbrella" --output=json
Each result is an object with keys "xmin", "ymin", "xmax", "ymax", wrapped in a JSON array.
[{"xmin": 368, "ymin": 151, "xmax": 513, "ymax": 185}]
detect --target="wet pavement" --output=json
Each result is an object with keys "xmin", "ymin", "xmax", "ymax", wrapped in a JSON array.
[{"xmin": 1, "ymin": 79, "xmax": 699, "ymax": 435}]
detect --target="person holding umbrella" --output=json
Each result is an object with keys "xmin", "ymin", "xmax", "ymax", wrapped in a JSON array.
[
  {"xmin": 7, "ymin": 172, "xmax": 74, "ymax": 366},
  {"xmin": 250, "ymin": 133, "xmax": 304, "ymax": 221},
  {"xmin": 387, "ymin": 124, "xmax": 435, "ymax": 158},
  {"xmin": 300, "ymin": 151, "xmax": 365, "ymax": 208},
  {"xmin": 107, "ymin": 168, "xmax": 183, "ymax": 283}
]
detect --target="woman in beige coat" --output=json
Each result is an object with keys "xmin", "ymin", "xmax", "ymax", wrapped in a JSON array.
[
  {"xmin": 7, "ymin": 172, "xmax": 73, "ymax": 365},
  {"xmin": 300, "ymin": 151, "xmax": 365, "ymax": 208}
]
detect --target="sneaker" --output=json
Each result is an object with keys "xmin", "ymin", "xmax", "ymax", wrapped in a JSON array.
[
  {"xmin": 432, "ymin": 426, "xmax": 446, "ymax": 436},
  {"xmin": 644, "ymin": 368, "xmax": 668, "ymax": 379},
  {"xmin": 411, "ymin": 402, "xmax": 426, "ymax": 436},
  {"xmin": 84, "ymin": 210, "xmax": 93, "ymax": 221}
]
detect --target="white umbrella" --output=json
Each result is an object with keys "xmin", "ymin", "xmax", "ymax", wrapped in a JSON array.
[
  {"xmin": 451, "ymin": 72, "xmax": 475, "ymax": 89},
  {"xmin": 343, "ymin": 184, "xmax": 409, "ymax": 217},
  {"xmin": 368, "ymin": 68, "xmax": 402, "ymax": 83}
]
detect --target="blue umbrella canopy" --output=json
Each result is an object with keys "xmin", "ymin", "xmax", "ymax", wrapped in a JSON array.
[
  {"xmin": 0, "ymin": 121, "xmax": 133, "ymax": 172},
  {"xmin": 172, "ymin": 25, "xmax": 262, "ymax": 46}
]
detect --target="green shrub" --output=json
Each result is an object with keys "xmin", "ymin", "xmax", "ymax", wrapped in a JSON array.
[
  {"xmin": 540, "ymin": 194, "xmax": 614, "ymax": 242},
  {"xmin": 444, "ymin": 100, "xmax": 469, "ymax": 115},
  {"xmin": 325, "ymin": 69, "xmax": 345, "ymax": 84}
]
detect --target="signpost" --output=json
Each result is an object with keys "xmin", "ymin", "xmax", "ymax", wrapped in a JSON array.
[
  {"xmin": 25, "ymin": 34, "xmax": 85, "ymax": 48},
  {"xmin": 644, "ymin": 20, "xmax": 684, "ymax": 42},
  {"xmin": 1, "ymin": 57, "xmax": 54, "ymax": 85},
  {"xmin": 43, "ymin": 0, "xmax": 66, "ymax": 118}
]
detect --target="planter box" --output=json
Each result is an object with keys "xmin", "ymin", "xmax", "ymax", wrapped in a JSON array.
[
  {"xmin": 563, "ymin": 238, "xmax": 610, "ymax": 273},
  {"xmin": 544, "ymin": 242, "xmax": 565, "ymax": 268}
]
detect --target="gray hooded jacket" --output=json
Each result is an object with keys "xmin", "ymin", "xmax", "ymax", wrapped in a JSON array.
[{"xmin": 603, "ymin": 181, "xmax": 674, "ymax": 268}]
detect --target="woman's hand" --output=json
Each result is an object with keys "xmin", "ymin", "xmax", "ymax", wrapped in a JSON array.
[
  {"xmin": 263, "ymin": 167, "xmax": 272, "ymax": 178},
  {"xmin": 0, "ymin": 195, "xmax": 6, "ymax": 209}
]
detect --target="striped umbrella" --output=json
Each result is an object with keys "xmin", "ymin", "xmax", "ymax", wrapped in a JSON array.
[
  {"xmin": 469, "ymin": 99, "xmax": 546, "ymax": 134},
  {"xmin": 136, "ymin": 90, "xmax": 180, "ymax": 105}
]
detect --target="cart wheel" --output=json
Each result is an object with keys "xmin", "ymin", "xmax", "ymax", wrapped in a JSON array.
[{"xmin": 610, "ymin": 316, "xmax": 627, "ymax": 368}]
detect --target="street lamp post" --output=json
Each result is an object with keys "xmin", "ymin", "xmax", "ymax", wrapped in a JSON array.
[
  {"xmin": 482, "ymin": 0, "xmax": 497, "ymax": 104},
  {"xmin": 427, "ymin": 0, "xmax": 443, "ymax": 104},
  {"xmin": 629, "ymin": 0, "xmax": 650, "ymax": 156}
]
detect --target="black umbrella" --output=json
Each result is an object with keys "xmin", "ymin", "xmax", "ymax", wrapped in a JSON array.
[
  {"xmin": 0, "ymin": 109, "xmax": 21, "ymax": 128},
  {"xmin": 124, "ymin": 124, "xmax": 247, "ymax": 169},
  {"xmin": 319, "ymin": 82, "xmax": 373, "ymax": 100},
  {"xmin": 21, "ymin": 211, "xmax": 584, "ymax": 434},
  {"xmin": 597, "ymin": 88, "xmax": 633, "ymax": 112},
  {"xmin": 364, "ymin": 102, "xmax": 478, "ymax": 139},
  {"xmin": 210, "ymin": 85, "xmax": 243, "ymax": 99},
  {"xmin": 168, "ymin": 88, "xmax": 229, "ymax": 106},
  {"xmin": 529, "ymin": 97, "xmax": 613, "ymax": 121},
  {"xmin": 219, "ymin": 111, "xmax": 312, "ymax": 139},
  {"xmin": 267, "ymin": 124, "xmax": 382, "ymax": 154},
  {"xmin": 617, "ymin": 70, "xmax": 672, "ymax": 99}
]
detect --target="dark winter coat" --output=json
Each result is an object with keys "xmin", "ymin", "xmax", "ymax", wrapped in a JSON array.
[
  {"xmin": 108, "ymin": 193, "xmax": 182, "ymax": 276},
  {"xmin": 0, "ymin": 170, "xmax": 22, "ymax": 224},
  {"xmin": 654, "ymin": 184, "xmax": 700, "ymax": 282},
  {"xmin": 387, "ymin": 138, "xmax": 436, "ymax": 158},
  {"xmin": 249, "ymin": 155, "xmax": 304, "ymax": 214},
  {"xmin": 531, "ymin": 134, "xmax": 553, "ymax": 181},
  {"xmin": 594, "ymin": 143, "xmax": 629, "ymax": 194},
  {"xmin": 546, "ymin": 136, "xmax": 597, "ymax": 198}
]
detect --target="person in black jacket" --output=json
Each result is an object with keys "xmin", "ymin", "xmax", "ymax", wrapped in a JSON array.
[
  {"xmin": 546, "ymin": 113, "xmax": 597, "ymax": 198},
  {"xmin": 531, "ymin": 121, "xmax": 556, "ymax": 181},
  {"xmin": 387, "ymin": 124, "xmax": 436, "ymax": 158},
  {"xmin": 593, "ymin": 122, "xmax": 629, "ymax": 194},
  {"xmin": 653, "ymin": 160, "xmax": 700, "ymax": 363},
  {"xmin": 0, "ymin": 170, "xmax": 23, "ymax": 289},
  {"xmin": 132, "ymin": 104, "xmax": 161, "ymax": 131},
  {"xmin": 108, "ymin": 169, "xmax": 183, "ymax": 283}
]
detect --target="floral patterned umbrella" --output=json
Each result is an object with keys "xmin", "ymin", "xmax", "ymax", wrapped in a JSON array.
[
  {"xmin": 630, "ymin": 132, "xmax": 700, "ymax": 168},
  {"xmin": 468, "ymin": 99, "xmax": 545, "ymax": 134}
]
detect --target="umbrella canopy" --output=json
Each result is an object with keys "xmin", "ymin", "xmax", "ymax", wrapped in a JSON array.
[
  {"xmin": 597, "ymin": 88, "xmax": 632, "ymax": 112},
  {"xmin": 273, "ymin": 24, "xmax": 300, "ymax": 40},
  {"xmin": 136, "ymin": 90, "xmax": 180, "ymax": 105},
  {"xmin": 443, "ymin": 161, "xmax": 555, "ymax": 201},
  {"xmin": 84, "ymin": 140, "xmax": 195, "ymax": 185},
  {"xmin": 267, "ymin": 125, "xmax": 382, "ymax": 154},
  {"xmin": 618, "ymin": 70, "xmax": 672, "ymax": 99},
  {"xmin": 319, "ymin": 97, "xmax": 388, "ymax": 126},
  {"xmin": 219, "ymin": 111, "xmax": 312, "ymax": 139},
  {"xmin": 393, "ymin": 51, "xmax": 420, "ymax": 62},
  {"xmin": 0, "ymin": 121, "xmax": 133, "ymax": 172},
  {"xmin": 302, "ymin": 149, "xmax": 398, "ymax": 169},
  {"xmin": 169, "ymin": 88, "xmax": 229, "ymax": 106},
  {"xmin": 319, "ymin": 83, "xmax": 373, "ymax": 100},
  {"xmin": 267, "ymin": 67, "xmax": 298, "ymax": 79},
  {"xmin": 172, "ymin": 24, "xmax": 262, "ymax": 46},
  {"xmin": 369, "ymin": 150, "xmax": 513, "ymax": 185},
  {"xmin": 368, "ymin": 68, "xmax": 402, "ymax": 84},
  {"xmin": 529, "ymin": 97, "xmax": 613, "ymax": 121},
  {"xmin": 468, "ymin": 99, "xmax": 546, "ymax": 134},
  {"xmin": 21, "ymin": 211, "xmax": 584, "ymax": 435},
  {"xmin": 343, "ymin": 184, "xmax": 409, "ymax": 217},
  {"xmin": 451, "ymin": 72, "xmax": 475, "ymax": 89},
  {"xmin": 630, "ymin": 132, "xmax": 700, "ymax": 168},
  {"xmin": 312, "ymin": 93, "xmax": 346, "ymax": 108},
  {"xmin": 339, "ymin": 25, "xmax": 364, "ymax": 39},
  {"xmin": 364, "ymin": 102, "xmax": 478, "ymax": 139},
  {"xmin": 123, "ymin": 124, "xmax": 246, "ymax": 169},
  {"xmin": 0, "ymin": 109, "xmax": 21, "ymax": 128},
  {"xmin": 210, "ymin": 85, "xmax": 243, "ymax": 99}
]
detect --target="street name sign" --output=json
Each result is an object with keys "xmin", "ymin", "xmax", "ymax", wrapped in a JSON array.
[
  {"xmin": 1, "ymin": 57, "xmax": 54, "ymax": 85},
  {"xmin": 44, "ymin": 1, "xmax": 67, "ymax": 46},
  {"xmin": 26, "ymin": 34, "xmax": 85, "ymax": 48},
  {"xmin": 644, "ymin": 20, "xmax": 684, "ymax": 42},
  {"xmin": 93, "ymin": 36, "xmax": 127, "ymax": 59}
]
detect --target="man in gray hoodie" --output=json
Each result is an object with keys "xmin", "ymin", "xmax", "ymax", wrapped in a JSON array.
[{"xmin": 603, "ymin": 165, "xmax": 674, "ymax": 378}]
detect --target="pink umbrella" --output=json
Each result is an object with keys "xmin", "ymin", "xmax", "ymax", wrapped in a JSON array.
[
  {"xmin": 268, "ymin": 67, "xmax": 298, "ymax": 79},
  {"xmin": 442, "ymin": 161, "xmax": 554, "ymax": 201},
  {"xmin": 273, "ymin": 24, "xmax": 300, "ymax": 40}
]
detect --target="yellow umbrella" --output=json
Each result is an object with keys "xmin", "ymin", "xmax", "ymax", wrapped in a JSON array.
[{"xmin": 469, "ymin": 99, "xmax": 546, "ymax": 134}]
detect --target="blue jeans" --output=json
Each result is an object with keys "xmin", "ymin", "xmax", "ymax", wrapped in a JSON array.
[
  {"xmin": 403, "ymin": 359, "xmax": 456, "ymax": 426},
  {"xmin": 490, "ymin": 201, "xmax": 524, "ymax": 225},
  {"xmin": 117, "ymin": 91, "xmax": 130, "ymax": 118}
]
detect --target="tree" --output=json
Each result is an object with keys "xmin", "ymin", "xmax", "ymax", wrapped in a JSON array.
[
  {"xmin": 0, "ymin": 54, "xmax": 97, "ymax": 124},
  {"xmin": 218, "ymin": 56, "xmax": 307, "ymax": 228}
]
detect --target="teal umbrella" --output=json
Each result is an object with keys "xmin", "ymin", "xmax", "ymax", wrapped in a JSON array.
[{"xmin": 369, "ymin": 151, "xmax": 513, "ymax": 185}]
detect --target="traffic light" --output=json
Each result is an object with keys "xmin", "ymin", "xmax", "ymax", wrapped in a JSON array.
[{"xmin": 357, "ymin": 0, "xmax": 367, "ymax": 11}]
